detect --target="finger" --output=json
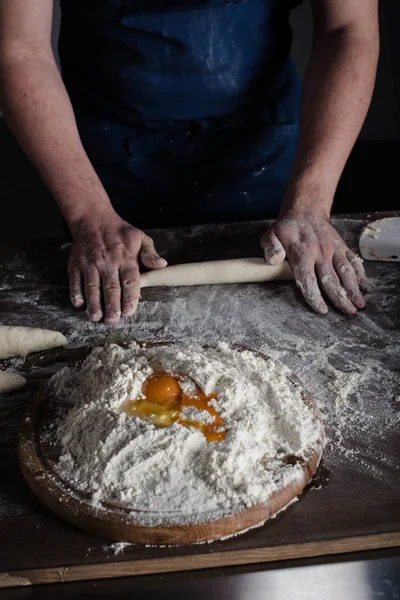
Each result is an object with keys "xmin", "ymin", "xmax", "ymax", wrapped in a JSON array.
[
  {"xmin": 84, "ymin": 268, "xmax": 103, "ymax": 322},
  {"xmin": 293, "ymin": 265, "xmax": 328, "ymax": 315},
  {"xmin": 69, "ymin": 267, "xmax": 85, "ymax": 307},
  {"xmin": 346, "ymin": 251, "xmax": 368, "ymax": 292},
  {"xmin": 120, "ymin": 266, "xmax": 141, "ymax": 317},
  {"xmin": 140, "ymin": 233, "xmax": 168, "ymax": 270},
  {"xmin": 101, "ymin": 267, "xmax": 122, "ymax": 326},
  {"xmin": 333, "ymin": 253, "xmax": 365, "ymax": 309},
  {"xmin": 315, "ymin": 263, "xmax": 357, "ymax": 316},
  {"xmin": 260, "ymin": 229, "xmax": 286, "ymax": 265}
]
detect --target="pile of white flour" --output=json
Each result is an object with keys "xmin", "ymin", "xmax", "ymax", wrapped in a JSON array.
[{"xmin": 50, "ymin": 342, "xmax": 323, "ymax": 525}]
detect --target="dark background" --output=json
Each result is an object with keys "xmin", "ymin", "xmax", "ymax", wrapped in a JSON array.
[{"xmin": 1, "ymin": 0, "xmax": 399, "ymax": 239}]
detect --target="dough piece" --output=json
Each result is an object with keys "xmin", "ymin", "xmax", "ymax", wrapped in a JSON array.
[
  {"xmin": 141, "ymin": 257, "xmax": 293, "ymax": 288},
  {"xmin": 359, "ymin": 217, "xmax": 400, "ymax": 262},
  {"xmin": 0, "ymin": 371, "xmax": 27, "ymax": 393},
  {"xmin": 0, "ymin": 326, "xmax": 67, "ymax": 359}
]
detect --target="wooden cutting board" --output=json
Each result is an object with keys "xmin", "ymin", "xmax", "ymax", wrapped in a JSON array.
[{"xmin": 17, "ymin": 349, "xmax": 324, "ymax": 546}]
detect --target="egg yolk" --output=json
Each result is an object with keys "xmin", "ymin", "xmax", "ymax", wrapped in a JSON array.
[
  {"xmin": 143, "ymin": 374, "xmax": 181, "ymax": 406},
  {"xmin": 121, "ymin": 371, "xmax": 226, "ymax": 442}
]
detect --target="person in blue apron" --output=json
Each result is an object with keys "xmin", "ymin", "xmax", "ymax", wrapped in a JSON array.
[{"xmin": 0, "ymin": 0, "xmax": 379, "ymax": 323}]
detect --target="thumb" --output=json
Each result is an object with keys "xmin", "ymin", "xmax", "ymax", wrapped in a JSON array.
[
  {"xmin": 140, "ymin": 233, "xmax": 168, "ymax": 270},
  {"xmin": 260, "ymin": 228, "xmax": 286, "ymax": 265}
]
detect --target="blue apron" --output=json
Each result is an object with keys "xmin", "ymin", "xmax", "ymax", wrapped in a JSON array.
[{"xmin": 59, "ymin": 0, "xmax": 302, "ymax": 226}]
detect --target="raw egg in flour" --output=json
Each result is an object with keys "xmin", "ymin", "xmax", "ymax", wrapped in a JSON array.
[
  {"xmin": 143, "ymin": 374, "xmax": 181, "ymax": 406},
  {"xmin": 122, "ymin": 371, "xmax": 226, "ymax": 442}
]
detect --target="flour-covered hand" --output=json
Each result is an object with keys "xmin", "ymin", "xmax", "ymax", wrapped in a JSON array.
[
  {"xmin": 68, "ymin": 210, "xmax": 167, "ymax": 325},
  {"xmin": 260, "ymin": 209, "xmax": 367, "ymax": 315}
]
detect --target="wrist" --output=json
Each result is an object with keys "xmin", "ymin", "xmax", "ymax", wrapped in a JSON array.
[
  {"xmin": 280, "ymin": 179, "xmax": 334, "ymax": 220},
  {"xmin": 66, "ymin": 204, "xmax": 118, "ymax": 237}
]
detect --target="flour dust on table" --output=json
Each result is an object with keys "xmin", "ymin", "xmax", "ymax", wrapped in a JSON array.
[{"xmin": 49, "ymin": 342, "xmax": 324, "ymax": 527}]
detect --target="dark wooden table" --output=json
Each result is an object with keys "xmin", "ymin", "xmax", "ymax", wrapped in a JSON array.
[{"xmin": 0, "ymin": 213, "xmax": 399, "ymax": 589}]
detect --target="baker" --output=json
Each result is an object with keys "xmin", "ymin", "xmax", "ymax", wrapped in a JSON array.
[{"xmin": 0, "ymin": 0, "xmax": 378, "ymax": 324}]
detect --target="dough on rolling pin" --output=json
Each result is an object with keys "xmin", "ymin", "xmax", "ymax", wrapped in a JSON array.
[
  {"xmin": 0, "ymin": 371, "xmax": 27, "ymax": 393},
  {"xmin": 141, "ymin": 257, "xmax": 293, "ymax": 288},
  {"xmin": 0, "ymin": 326, "xmax": 67, "ymax": 359}
]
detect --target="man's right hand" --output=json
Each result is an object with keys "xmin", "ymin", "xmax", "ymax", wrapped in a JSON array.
[
  {"xmin": 0, "ymin": 3, "xmax": 166, "ymax": 328},
  {"xmin": 68, "ymin": 210, "xmax": 167, "ymax": 325}
]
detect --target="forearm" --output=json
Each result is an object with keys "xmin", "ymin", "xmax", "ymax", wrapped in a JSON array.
[
  {"xmin": 0, "ymin": 54, "xmax": 113, "ymax": 230},
  {"xmin": 283, "ymin": 28, "xmax": 379, "ymax": 216}
]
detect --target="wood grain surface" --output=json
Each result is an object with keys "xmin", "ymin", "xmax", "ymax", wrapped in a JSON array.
[
  {"xmin": 0, "ymin": 214, "xmax": 399, "ymax": 589},
  {"xmin": 1, "ymin": 532, "xmax": 399, "ymax": 588}
]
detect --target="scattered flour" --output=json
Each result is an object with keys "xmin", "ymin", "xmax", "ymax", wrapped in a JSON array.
[
  {"xmin": 103, "ymin": 542, "xmax": 131, "ymax": 556},
  {"xmin": 325, "ymin": 364, "xmax": 371, "ymax": 405},
  {"xmin": 49, "ymin": 342, "xmax": 323, "ymax": 526}
]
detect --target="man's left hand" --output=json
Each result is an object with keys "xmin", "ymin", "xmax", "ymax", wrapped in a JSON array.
[{"xmin": 260, "ymin": 208, "xmax": 367, "ymax": 315}]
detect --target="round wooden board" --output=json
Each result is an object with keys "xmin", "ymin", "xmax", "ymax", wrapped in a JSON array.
[{"xmin": 18, "ymin": 346, "xmax": 325, "ymax": 546}]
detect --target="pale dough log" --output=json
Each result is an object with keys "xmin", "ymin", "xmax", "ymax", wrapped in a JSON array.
[
  {"xmin": 0, "ymin": 326, "xmax": 67, "ymax": 359},
  {"xmin": 0, "ymin": 371, "xmax": 27, "ymax": 393},
  {"xmin": 140, "ymin": 258, "xmax": 293, "ymax": 288}
]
